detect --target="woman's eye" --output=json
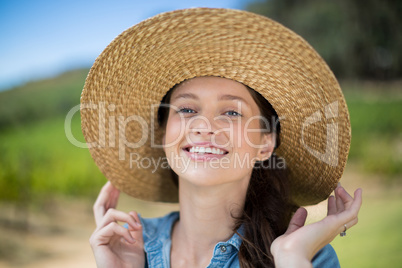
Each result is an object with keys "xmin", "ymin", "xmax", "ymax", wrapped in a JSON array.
[
  {"xmin": 225, "ymin": 110, "xmax": 242, "ymax": 117},
  {"xmin": 178, "ymin": 107, "xmax": 196, "ymax": 114}
]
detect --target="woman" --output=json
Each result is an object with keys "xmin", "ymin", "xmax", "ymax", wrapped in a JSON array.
[{"xmin": 82, "ymin": 8, "xmax": 362, "ymax": 268}]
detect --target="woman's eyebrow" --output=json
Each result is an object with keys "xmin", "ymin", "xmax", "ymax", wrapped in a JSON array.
[
  {"xmin": 171, "ymin": 93, "xmax": 198, "ymax": 101},
  {"xmin": 172, "ymin": 93, "xmax": 250, "ymax": 107},
  {"xmin": 218, "ymin": 94, "xmax": 250, "ymax": 106}
]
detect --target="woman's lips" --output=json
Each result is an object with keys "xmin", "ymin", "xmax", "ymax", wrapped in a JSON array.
[
  {"xmin": 182, "ymin": 144, "xmax": 229, "ymax": 161},
  {"xmin": 188, "ymin": 146, "xmax": 227, "ymax": 155}
]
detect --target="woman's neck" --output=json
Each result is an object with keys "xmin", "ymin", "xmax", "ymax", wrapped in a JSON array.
[{"xmin": 170, "ymin": 177, "xmax": 249, "ymax": 267}]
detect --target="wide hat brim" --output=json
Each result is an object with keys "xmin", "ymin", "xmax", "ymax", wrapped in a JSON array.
[{"xmin": 80, "ymin": 8, "xmax": 351, "ymax": 206}]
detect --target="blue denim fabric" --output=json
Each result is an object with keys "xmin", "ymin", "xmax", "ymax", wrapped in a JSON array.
[
  {"xmin": 312, "ymin": 243, "xmax": 341, "ymax": 268},
  {"xmin": 126, "ymin": 211, "xmax": 340, "ymax": 268}
]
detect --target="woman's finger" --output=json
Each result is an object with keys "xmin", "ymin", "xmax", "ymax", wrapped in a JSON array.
[
  {"xmin": 94, "ymin": 182, "xmax": 114, "ymax": 208},
  {"xmin": 345, "ymin": 217, "xmax": 359, "ymax": 230},
  {"xmin": 107, "ymin": 184, "xmax": 120, "ymax": 210},
  {"xmin": 93, "ymin": 182, "xmax": 120, "ymax": 226},
  {"xmin": 335, "ymin": 188, "xmax": 362, "ymax": 235},
  {"xmin": 343, "ymin": 188, "xmax": 363, "ymax": 221},
  {"xmin": 327, "ymin": 195, "xmax": 336, "ymax": 216},
  {"xmin": 130, "ymin": 211, "xmax": 141, "ymax": 223},
  {"xmin": 337, "ymin": 186, "xmax": 354, "ymax": 209},
  {"xmin": 127, "ymin": 211, "xmax": 144, "ymax": 244},
  {"xmin": 128, "ymin": 211, "xmax": 142, "ymax": 229},
  {"xmin": 351, "ymin": 188, "xmax": 363, "ymax": 213},
  {"xmin": 284, "ymin": 207, "xmax": 307, "ymax": 235},
  {"xmin": 92, "ymin": 222, "xmax": 135, "ymax": 246},
  {"xmin": 98, "ymin": 208, "xmax": 141, "ymax": 230},
  {"xmin": 335, "ymin": 185, "xmax": 345, "ymax": 213}
]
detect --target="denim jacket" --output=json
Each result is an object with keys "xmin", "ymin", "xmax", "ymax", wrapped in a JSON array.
[{"xmin": 132, "ymin": 211, "xmax": 340, "ymax": 268}]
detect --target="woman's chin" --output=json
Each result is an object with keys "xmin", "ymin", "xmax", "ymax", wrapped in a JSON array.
[{"xmin": 177, "ymin": 168, "xmax": 244, "ymax": 188}]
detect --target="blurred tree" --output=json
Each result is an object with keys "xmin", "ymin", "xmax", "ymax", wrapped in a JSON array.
[{"xmin": 246, "ymin": 0, "xmax": 402, "ymax": 79}]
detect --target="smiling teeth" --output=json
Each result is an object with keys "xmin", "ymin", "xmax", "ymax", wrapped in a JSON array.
[{"xmin": 189, "ymin": 147, "xmax": 225, "ymax": 155}]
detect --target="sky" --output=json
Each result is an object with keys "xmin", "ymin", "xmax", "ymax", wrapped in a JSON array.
[{"xmin": 0, "ymin": 0, "xmax": 250, "ymax": 91}]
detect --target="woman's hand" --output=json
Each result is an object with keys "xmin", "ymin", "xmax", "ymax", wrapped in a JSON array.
[
  {"xmin": 271, "ymin": 184, "xmax": 362, "ymax": 268},
  {"xmin": 89, "ymin": 182, "xmax": 145, "ymax": 268}
]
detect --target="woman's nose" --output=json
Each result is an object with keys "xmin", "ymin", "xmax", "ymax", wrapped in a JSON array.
[{"xmin": 188, "ymin": 114, "xmax": 219, "ymax": 136}]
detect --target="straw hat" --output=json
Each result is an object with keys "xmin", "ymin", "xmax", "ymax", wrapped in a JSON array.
[{"xmin": 80, "ymin": 8, "xmax": 351, "ymax": 206}]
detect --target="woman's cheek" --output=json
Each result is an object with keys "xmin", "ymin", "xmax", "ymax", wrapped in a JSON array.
[
  {"xmin": 164, "ymin": 118, "xmax": 184, "ymax": 146},
  {"xmin": 243, "ymin": 120, "xmax": 264, "ymax": 149}
]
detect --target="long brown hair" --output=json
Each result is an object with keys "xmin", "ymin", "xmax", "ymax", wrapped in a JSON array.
[{"xmin": 157, "ymin": 78, "xmax": 297, "ymax": 267}]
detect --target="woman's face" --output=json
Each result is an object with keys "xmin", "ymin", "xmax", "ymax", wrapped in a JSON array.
[{"xmin": 163, "ymin": 76, "xmax": 274, "ymax": 187}]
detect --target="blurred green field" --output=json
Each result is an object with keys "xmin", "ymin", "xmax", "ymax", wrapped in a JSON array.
[
  {"xmin": 332, "ymin": 188, "xmax": 402, "ymax": 267},
  {"xmin": 0, "ymin": 70, "xmax": 401, "ymax": 266},
  {"xmin": 0, "ymin": 69, "xmax": 106, "ymax": 205},
  {"xmin": 344, "ymin": 81, "xmax": 402, "ymax": 177}
]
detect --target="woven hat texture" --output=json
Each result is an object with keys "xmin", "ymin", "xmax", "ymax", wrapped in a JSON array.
[{"xmin": 80, "ymin": 8, "xmax": 351, "ymax": 206}]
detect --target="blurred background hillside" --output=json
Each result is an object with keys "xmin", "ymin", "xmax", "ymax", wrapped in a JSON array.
[{"xmin": 0, "ymin": 0, "xmax": 401, "ymax": 267}]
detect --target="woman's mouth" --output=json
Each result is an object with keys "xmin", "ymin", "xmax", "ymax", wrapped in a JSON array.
[
  {"xmin": 182, "ymin": 145, "xmax": 229, "ymax": 160},
  {"xmin": 187, "ymin": 146, "xmax": 227, "ymax": 155}
]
